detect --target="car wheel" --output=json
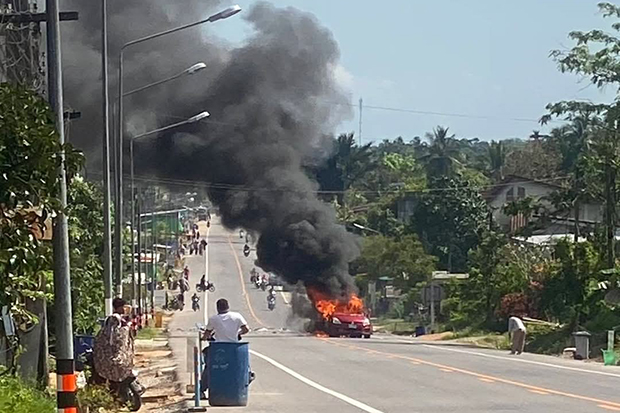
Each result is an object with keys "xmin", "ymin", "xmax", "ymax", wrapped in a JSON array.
[{"xmin": 363, "ymin": 334, "xmax": 371, "ymax": 339}]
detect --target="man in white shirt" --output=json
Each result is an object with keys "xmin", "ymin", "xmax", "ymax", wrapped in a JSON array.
[
  {"xmin": 204, "ymin": 298, "xmax": 250, "ymax": 342},
  {"xmin": 508, "ymin": 315, "xmax": 527, "ymax": 355},
  {"xmin": 200, "ymin": 299, "xmax": 250, "ymax": 396}
]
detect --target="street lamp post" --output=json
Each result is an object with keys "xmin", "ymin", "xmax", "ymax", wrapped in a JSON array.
[
  {"xmin": 114, "ymin": 5, "xmax": 241, "ymax": 298},
  {"xmin": 124, "ymin": 62, "xmax": 207, "ymax": 313},
  {"xmin": 129, "ymin": 112, "xmax": 210, "ymax": 314}
]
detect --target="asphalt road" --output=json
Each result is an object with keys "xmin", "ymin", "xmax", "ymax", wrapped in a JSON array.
[{"xmin": 169, "ymin": 219, "xmax": 620, "ymax": 413}]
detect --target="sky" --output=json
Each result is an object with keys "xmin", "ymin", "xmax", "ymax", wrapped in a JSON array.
[{"xmin": 211, "ymin": 0, "xmax": 617, "ymax": 144}]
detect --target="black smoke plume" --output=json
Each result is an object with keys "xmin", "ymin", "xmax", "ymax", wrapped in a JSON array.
[{"xmin": 61, "ymin": 1, "xmax": 359, "ymax": 298}]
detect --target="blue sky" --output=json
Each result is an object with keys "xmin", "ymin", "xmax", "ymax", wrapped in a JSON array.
[{"xmin": 212, "ymin": 0, "xmax": 616, "ymax": 144}]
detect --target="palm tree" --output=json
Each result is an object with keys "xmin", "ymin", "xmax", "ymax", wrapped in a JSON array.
[
  {"xmin": 487, "ymin": 140, "xmax": 506, "ymax": 182},
  {"xmin": 419, "ymin": 126, "xmax": 462, "ymax": 178},
  {"xmin": 315, "ymin": 133, "xmax": 373, "ymax": 202}
]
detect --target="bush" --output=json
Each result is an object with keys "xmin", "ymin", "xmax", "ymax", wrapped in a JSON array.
[
  {"xmin": 0, "ymin": 374, "xmax": 55, "ymax": 413},
  {"xmin": 526, "ymin": 324, "xmax": 572, "ymax": 355},
  {"xmin": 77, "ymin": 385, "xmax": 120, "ymax": 413}
]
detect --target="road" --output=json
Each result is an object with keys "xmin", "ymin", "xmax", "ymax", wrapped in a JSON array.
[{"xmin": 169, "ymin": 219, "xmax": 620, "ymax": 412}]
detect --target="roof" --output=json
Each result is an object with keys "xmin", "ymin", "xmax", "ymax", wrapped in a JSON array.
[{"xmin": 482, "ymin": 175, "xmax": 564, "ymax": 203}]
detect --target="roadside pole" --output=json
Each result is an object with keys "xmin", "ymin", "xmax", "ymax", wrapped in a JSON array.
[
  {"xmin": 46, "ymin": 0, "xmax": 76, "ymax": 411},
  {"xmin": 101, "ymin": 0, "xmax": 113, "ymax": 316},
  {"xmin": 203, "ymin": 223, "xmax": 210, "ymax": 325},
  {"xmin": 137, "ymin": 196, "xmax": 142, "ymax": 316}
]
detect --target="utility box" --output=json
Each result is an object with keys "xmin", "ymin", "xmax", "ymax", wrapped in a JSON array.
[{"xmin": 573, "ymin": 331, "xmax": 591, "ymax": 360}]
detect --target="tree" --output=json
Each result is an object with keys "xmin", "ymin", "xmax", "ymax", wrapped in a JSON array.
[
  {"xmin": 419, "ymin": 126, "xmax": 463, "ymax": 178},
  {"xmin": 314, "ymin": 133, "xmax": 374, "ymax": 199},
  {"xmin": 66, "ymin": 177, "xmax": 105, "ymax": 333},
  {"xmin": 0, "ymin": 83, "xmax": 74, "ymax": 327},
  {"xmin": 410, "ymin": 175, "xmax": 489, "ymax": 272},
  {"xmin": 542, "ymin": 2, "xmax": 620, "ymax": 267},
  {"xmin": 487, "ymin": 140, "xmax": 506, "ymax": 182},
  {"xmin": 354, "ymin": 235, "xmax": 436, "ymax": 292}
]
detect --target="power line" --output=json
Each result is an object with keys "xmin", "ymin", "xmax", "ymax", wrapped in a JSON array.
[{"xmin": 87, "ymin": 171, "xmax": 569, "ymax": 196}]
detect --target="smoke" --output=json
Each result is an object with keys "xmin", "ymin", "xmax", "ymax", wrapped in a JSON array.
[{"xmin": 60, "ymin": 1, "xmax": 359, "ymax": 298}]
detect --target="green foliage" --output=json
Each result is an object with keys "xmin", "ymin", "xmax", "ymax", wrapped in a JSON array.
[
  {"xmin": 77, "ymin": 385, "xmax": 120, "ymax": 412},
  {"xmin": 540, "ymin": 240, "xmax": 602, "ymax": 326},
  {"xmin": 353, "ymin": 235, "xmax": 436, "ymax": 291},
  {"xmin": 410, "ymin": 175, "xmax": 489, "ymax": 271},
  {"xmin": 0, "ymin": 83, "xmax": 81, "ymax": 330},
  {"xmin": 0, "ymin": 374, "xmax": 55, "ymax": 413},
  {"xmin": 418, "ymin": 126, "xmax": 463, "ymax": 179},
  {"xmin": 67, "ymin": 177, "xmax": 105, "ymax": 333}
]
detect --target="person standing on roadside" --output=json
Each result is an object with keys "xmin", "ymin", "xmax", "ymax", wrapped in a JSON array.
[{"xmin": 508, "ymin": 315, "xmax": 526, "ymax": 355}]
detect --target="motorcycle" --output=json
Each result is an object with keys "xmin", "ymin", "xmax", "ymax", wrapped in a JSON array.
[
  {"xmin": 254, "ymin": 278, "xmax": 261, "ymax": 289},
  {"xmin": 196, "ymin": 281, "xmax": 215, "ymax": 292},
  {"xmin": 82, "ymin": 349, "xmax": 145, "ymax": 411},
  {"xmin": 260, "ymin": 279, "xmax": 268, "ymax": 291},
  {"xmin": 169, "ymin": 294, "xmax": 185, "ymax": 311},
  {"xmin": 192, "ymin": 300, "xmax": 200, "ymax": 312},
  {"xmin": 268, "ymin": 297, "xmax": 276, "ymax": 311}
]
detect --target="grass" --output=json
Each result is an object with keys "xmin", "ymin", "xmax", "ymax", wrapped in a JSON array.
[
  {"xmin": 136, "ymin": 326, "xmax": 163, "ymax": 340},
  {"xmin": 0, "ymin": 374, "xmax": 55, "ymax": 413},
  {"xmin": 374, "ymin": 318, "xmax": 420, "ymax": 335}
]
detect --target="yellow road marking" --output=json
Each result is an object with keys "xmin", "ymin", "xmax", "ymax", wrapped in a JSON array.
[
  {"xmin": 320, "ymin": 339, "xmax": 620, "ymax": 409},
  {"xmin": 529, "ymin": 390, "xmax": 549, "ymax": 395},
  {"xmin": 599, "ymin": 405, "xmax": 620, "ymax": 411},
  {"xmin": 479, "ymin": 378, "xmax": 495, "ymax": 383},
  {"xmin": 227, "ymin": 234, "xmax": 265, "ymax": 327},
  {"xmin": 440, "ymin": 368, "xmax": 454, "ymax": 373}
]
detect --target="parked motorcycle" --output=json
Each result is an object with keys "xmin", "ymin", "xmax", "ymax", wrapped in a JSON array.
[
  {"xmin": 82, "ymin": 349, "xmax": 145, "ymax": 411},
  {"xmin": 169, "ymin": 294, "xmax": 185, "ymax": 311}
]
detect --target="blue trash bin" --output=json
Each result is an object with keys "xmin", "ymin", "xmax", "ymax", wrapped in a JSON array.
[
  {"xmin": 74, "ymin": 335, "xmax": 95, "ymax": 370},
  {"xmin": 208, "ymin": 341, "xmax": 250, "ymax": 406}
]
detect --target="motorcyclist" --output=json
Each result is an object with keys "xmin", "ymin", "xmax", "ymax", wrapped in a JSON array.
[
  {"xmin": 250, "ymin": 268, "xmax": 258, "ymax": 284},
  {"xmin": 183, "ymin": 265, "xmax": 190, "ymax": 280},
  {"xmin": 192, "ymin": 293, "xmax": 200, "ymax": 312},
  {"xmin": 267, "ymin": 288, "xmax": 276, "ymax": 309},
  {"xmin": 243, "ymin": 243, "xmax": 251, "ymax": 257},
  {"xmin": 200, "ymin": 274, "xmax": 207, "ymax": 290}
]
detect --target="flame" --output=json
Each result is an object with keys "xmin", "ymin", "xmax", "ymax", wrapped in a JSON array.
[{"xmin": 307, "ymin": 288, "xmax": 365, "ymax": 320}]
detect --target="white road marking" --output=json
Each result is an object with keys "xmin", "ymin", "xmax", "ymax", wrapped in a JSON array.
[
  {"xmin": 280, "ymin": 291, "xmax": 290, "ymax": 305},
  {"xmin": 250, "ymin": 350, "xmax": 385, "ymax": 413},
  {"xmin": 202, "ymin": 223, "xmax": 211, "ymax": 325},
  {"xmin": 423, "ymin": 344, "xmax": 620, "ymax": 379}
]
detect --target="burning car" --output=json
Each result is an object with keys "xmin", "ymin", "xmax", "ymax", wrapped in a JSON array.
[
  {"xmin": 324, "ymin": 312, "xmax": 372, "ymax": 338},
  {"xmin": 308, "ymin": 289, "xmax": 373, "ymax": 338}
]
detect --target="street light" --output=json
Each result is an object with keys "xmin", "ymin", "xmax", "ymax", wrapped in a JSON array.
[
  {"xmin": 129, "ymin": 111, "xmax": 209, "ymax": 315},
  {"xmin": 114, "ymin": 5, "xmax": 241, "ymax": 298},
  {"xmin": 353, "ymin": 223, "xmax": 382, "ymax": 235},
  {"xmin": 124, "ymin": 62, "xmax": 207, "ymax": 97},
  {"xmin": 207, "ymin": 5, "xmax": 242, "ymax": 22}
]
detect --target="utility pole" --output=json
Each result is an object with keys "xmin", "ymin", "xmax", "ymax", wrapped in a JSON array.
[
  {"xmin": 151, "ymin": 191, "xmax": 157, "ymax": 313},
  {"xmin": 101, "ymin": 0, "xmax": 113, "ymax": 316},
  {"xmin": 46, "ymin": 0, "xmax": 76, "ymax": 411},
  {"xmin": 114, "ymin": 53, "xmax": 124, "ymax": 298},
  {"xmin": 137, "ymin": 195, "xmax": 142, "ymax": 316},
  {"xmin": 130, "ymin": 139, "xmax": 136, "ymax": 313},
  {"xmin": 358, "ymin": 97, "xmax": 363, "ymax": 146}
]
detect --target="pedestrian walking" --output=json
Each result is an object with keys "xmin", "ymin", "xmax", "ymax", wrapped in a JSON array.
[{"xmin": 508, "ymin": 315, "xmax": 526, "ymax": 355}]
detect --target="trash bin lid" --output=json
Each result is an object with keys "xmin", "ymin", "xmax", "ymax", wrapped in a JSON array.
[{"xmin": 572, "ymin": 331, "xmax": 591, "ymax": 337}]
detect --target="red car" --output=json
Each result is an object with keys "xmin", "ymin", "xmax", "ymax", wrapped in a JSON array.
[{"xmin": 325, "ymin": 312, "xmax": 372, "ymax": 338}]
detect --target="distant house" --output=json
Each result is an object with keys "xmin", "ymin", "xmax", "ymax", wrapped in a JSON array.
[
  {"xmin": 395, "ymin": 175, "xmax": 604, "ymax": 238},
  {"xmin": 482, "ymin": 175, "xmax": 603, "ymax": 235}
]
